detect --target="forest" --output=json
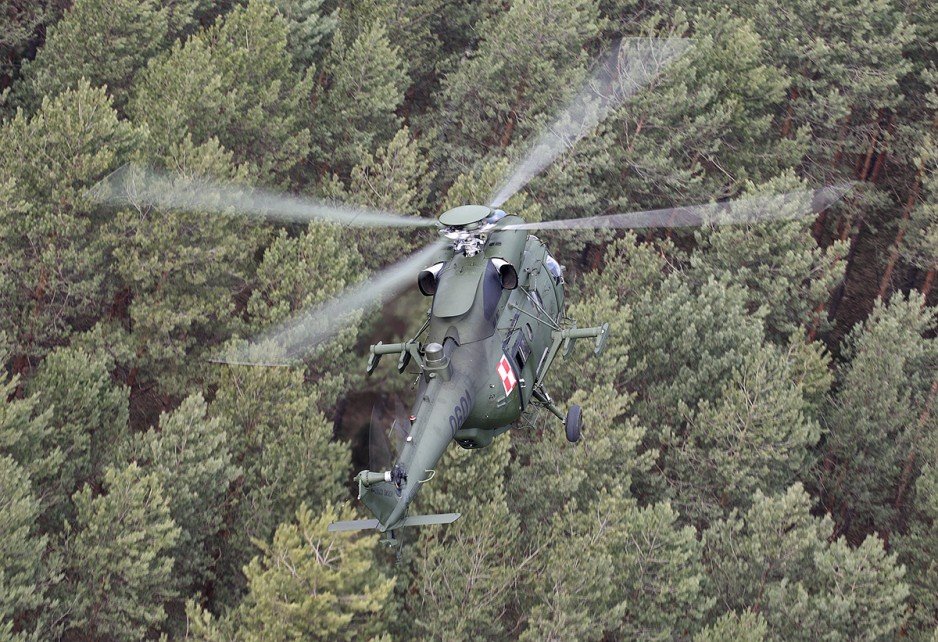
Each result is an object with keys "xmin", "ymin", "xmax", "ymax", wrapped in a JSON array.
[{"xmin": 0, "ymin": 0, "xmax": 935, "ymax": 640}]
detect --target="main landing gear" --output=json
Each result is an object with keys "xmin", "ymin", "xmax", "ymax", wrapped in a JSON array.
[
  {"xmin": 564, "ymin": 404, "xmax": 582, "ymax": 443},
  {"xmin": 532, "ymin": 386, "xmax": 584, "ymax": 443}
]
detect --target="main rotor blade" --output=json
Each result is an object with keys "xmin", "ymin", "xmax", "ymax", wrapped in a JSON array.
[
  {"xmin": 488, "ymin": 37, "xmax": 692, "ymax": 209},
  {"xmin": 88, "ymin": 164, "xmax": 438, "ymax": 229},
  {"xmin": 503, "ymin": 184, "xmax": 854, "ymax": 231},
  {"xmin": 219, "ymin": 239, "xmax": 447, "ymax": 365}
]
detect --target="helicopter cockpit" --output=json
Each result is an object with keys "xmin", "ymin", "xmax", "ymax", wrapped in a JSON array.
[{"xmin": 544, "ymin": 253, "xmax": 563, "ymax": 283}]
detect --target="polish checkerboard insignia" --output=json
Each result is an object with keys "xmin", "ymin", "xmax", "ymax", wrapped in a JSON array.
[{"xmin": 497, "ymin": 354, "xmax": 517, "ymax": 396}]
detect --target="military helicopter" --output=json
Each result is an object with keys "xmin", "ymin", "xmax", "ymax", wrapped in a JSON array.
[{"xmin": 91, "ymin": 38, "xmax": 849, "ymax": 539}]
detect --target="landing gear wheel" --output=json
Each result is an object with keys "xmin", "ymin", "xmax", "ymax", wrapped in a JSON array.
[{"xmin": 565, "ymin": 405, "xmax": 583, "ymax": 443}]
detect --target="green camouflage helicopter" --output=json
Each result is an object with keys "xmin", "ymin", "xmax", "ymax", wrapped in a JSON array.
[{"xmin": 92, "ymin": 38, "xmax": 848, "ymax": 540}]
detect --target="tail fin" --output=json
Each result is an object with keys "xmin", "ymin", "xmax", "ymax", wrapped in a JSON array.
[{"xmin": 328, "ymin": 512, "xmax": 460, "ymax": 533}]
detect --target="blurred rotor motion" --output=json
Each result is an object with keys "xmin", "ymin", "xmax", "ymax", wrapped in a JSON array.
[
  {"xmin": 488, "ymin": 36, "xmax": 693, "ymax": 209},
  {"xmin": 88, "ymin": 163, "xmax": 438, "ymax": 229},
  {"xmin": 216, "ymin": 239, "xmax": 447, "ymax": 366},
  {"xmin": 85, "ymin": 35, "xmax": 853, "ymax": 370},
  {"xmin": 503, "ymin": 183, "xmax": 855, "ymax": 231},
  {"xmin": 369, "ymin": 395, "xmax": 412, "ymax": 474}
]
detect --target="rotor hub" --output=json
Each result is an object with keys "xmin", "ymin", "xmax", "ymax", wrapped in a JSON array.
[{"xmin": 438, "ymin": 204, "xmax": 491, "ymax": 228}]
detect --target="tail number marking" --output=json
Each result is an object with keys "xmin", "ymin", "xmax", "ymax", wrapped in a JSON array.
[{"xmin": 448, "ymin": 390, "xmax": 472, "ymax": 437}]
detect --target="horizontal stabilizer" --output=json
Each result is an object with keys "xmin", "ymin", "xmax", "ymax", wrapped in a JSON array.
[
  {"xmin": 399, "ymin": 512, "xmax": 461, "ymax": 528},
  {"xmin": 328, "ymin": 512, "xmax": 461, "ymax": 533},
  {"xmin": 328, "ymin": 518, "xmax": 380, "ymax": 532}
]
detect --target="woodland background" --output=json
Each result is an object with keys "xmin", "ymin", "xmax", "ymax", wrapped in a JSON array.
[{"xmin": 0, "ymin": 0, "xmax": 935, "ymax": 640}]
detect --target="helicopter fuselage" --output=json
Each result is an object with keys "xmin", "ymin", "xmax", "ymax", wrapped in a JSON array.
[{"xmin": 355, "ymin": 212, "xmax": 607, "ymax": 531}]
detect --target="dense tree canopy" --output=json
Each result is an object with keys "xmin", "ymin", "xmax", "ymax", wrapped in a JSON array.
[{"xmin": 0, "ymin": 0, "xmax": 934, "ymax": 639}]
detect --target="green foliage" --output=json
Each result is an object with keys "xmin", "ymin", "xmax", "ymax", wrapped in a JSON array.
[
  {"xmin": 694, "ymin": 610, "xmax": 768, "ymax": 642},
  {"xmin": 522, "ymin": 494, "xmax": 709, "ymax": 641},
  {"xmin": 664, "ymin": 342, "xmax": 823, "ymax": 526},
  {"xmin": 690, "ymin": 174, "xmax": 847, "ymax": 340},
  {"xmin": 248, "ymin": 223, "xmax": 360, "ymax": 327},
  {"xmin": 674, "ymin": 0, "xmax": 915, "ymax": 192},
  {"xmin": 557, "ymin": 9, "xmax": 805, "ymax": 221},
  {"xmin": 0, "ymin": 1, "xmax": 59, "ymax": 85},
  {"xmin": 0, "ymin": 376, "xmax": 55, "ymax": 502},
  {"xmin": 208, "ymin": 365, "xmax": 351, "ymax": 605},
  {"xmin": 507, "ymin": 384, "xmax": 650, "ymax": 521},
  {"xmin": 108, "ymin": 139, "xmax": 261, "ymax": 396},
  {"xmin": 0, "ymin": 81, "xmax": 138, "ymax": 357},
  {"xmin": 625, "ymin": 275, "xmax": 766, "ymax": 495},
  {"xmin": 311, "ymin": 21, "xmax": 409, "ymax": 171},
  {"xmin": 432, "ymin": 0, "xmax": 601, "ymax": 182},
  {"xmin": 131, "ymin": 0, "xmax": 313, "ymax": 181},
  {"xmin": 271, "ymin": 0, "xmax": 337, "ymax": 70},
  {"xmin": 408, "ymin": 499, "xmax": 521, "ymax": 642},
  {"xmin": 126, "ymin": 394, "xmax": 238, "ymax": 592},
  {"xmin": 895, "ymin": 462, "xmax": 938, "ymax": 639},
  {"xmin": 322, "ymin": 127, "xmax": 436, "ymax": 269},
  {"xmin": 16, "ymin": 0, "xmax": 169, "ymax": 111},
  {"xmin": 190, "ymin": 503, "xmax": 395, "ymax": 642},
  {"xmin": 820, "ymin": 294, "xmax": 937, "ymax": 539},
  {"xmin": 25, "ymin": 346, "xmax": 128, "ymax": 523},
  {"xmin": 902, "ymin": 139, "xmax": 937, "ymax": 273},
  {"xmin": 0, "ymin": 455, "xmax": 58, "ymax": 640},
  {"xmin": 703, "ymin": 484, "xmax": 909, "ymax": 641},
  {"xmin": 62, "ymin": 462, "xmax": 180, "ymax": 640}
]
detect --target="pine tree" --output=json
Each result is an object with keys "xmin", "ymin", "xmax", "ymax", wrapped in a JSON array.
[
  {"xmin": 0, "ymin": 455, "xmax": 59, "ymax": 640},
  {"xmin": 15, "ymin": 0, "xmax": 170, "ymax": 111},
  {"xmin": 430, "ymin": 0, "xmax": 601, "ymax": 184},
  {"xmin": 107, "ymin": 138, "xmax": 262, "ymax": 397},
  {"xmin": 0, "ymin": 374, "xmax": 55, "ymax": 506},
  {"xmin": 271, "ymin": 0, "xmax": 337, "ymax": 70},
  {"xmin": 0, "ymin": 1, "xmax": 59, "ymax": 89},
  {"xmin": 900, "ymin": 140, "xmax": 937, "ymax": 293},
  {"xmin": 544, "ymin": 10, "xmax": 804, "ymax": 223},
  {"xmin": 24, "ymin": 345, "xmax": 128, "ymax": 525},
  {"xmin": 125, "ymin": 394, "xmax": 239, "ymax": 593},
  {"xmin": 703, "ymin": 484, "xmax": 909, "ymax": 640},
  {"xmin": 819, "ymin": 294, "xmax": 937, "ymax": 540},
  {"xmin": 664, "ymin": 342, "xmax": 824, "ymax": 526},
  {"xmin": 693, "ymin": 610, "xmax": 768, "ymax": 642},
  {"xmin": 408, "ymin": 499, "xmax": 522, "ymax": 642},
  {"xmin": 189, "ymin": 503, "xmax": 394, "ymax": 642},
  {"xmin": 895, "ymin": 462, "xmax": 938, "ymax": 639},
  {"xmin": 310, "ymin": 21, "xmax": 409, "ymax": 172},
  {"xmin": 321, "ymin": 127, "xmax": 435, "ymax": 269},
  {"xmin": 689, "ymin": 0, "xmax": 914, "ymax": 177},
  {"xmin": 62, "ymin": 462, "xmax": 180, "ymax": 640},
  {"xmin": 208, "ymin": 365, "xmax": 351, "ymax": 606},
  {"xmin": 130, "ymin": 0, "xmax": 313, "ymax": 182},
  {"xmin": 506, "ymin": 384, "xmax": 650, "ymax": 522},
  {"xmin": 0, "ymin": 81, "xmax": 139, "ymax": 360},
  {"xmin": 522, "ymin": 493, "xmax": 709, "ymax": 641},
  {"xmin": 689, "ymin": 174, "xmax": 847, "ymax": 341}
]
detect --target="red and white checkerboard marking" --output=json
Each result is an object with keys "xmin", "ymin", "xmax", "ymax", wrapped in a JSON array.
[{"xmin": 496, "ymin": 354, "xmax": 517, "ymax": 396}]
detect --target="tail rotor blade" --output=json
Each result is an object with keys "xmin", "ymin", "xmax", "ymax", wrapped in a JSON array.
[{"xmin": 488, "ymin": 37, "xmax": 692, "ymax": 209}]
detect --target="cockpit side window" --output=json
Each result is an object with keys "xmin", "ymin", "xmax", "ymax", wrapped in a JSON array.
[{"xmin": 544, "ymin": 253, "xmax": 564, "ymax": 283}]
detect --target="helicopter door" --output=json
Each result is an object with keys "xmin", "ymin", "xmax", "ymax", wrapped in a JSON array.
[{"xmin": 508, "ymin": 330, "xmax": 533, "ymax": 409}]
